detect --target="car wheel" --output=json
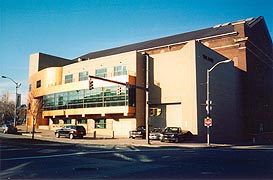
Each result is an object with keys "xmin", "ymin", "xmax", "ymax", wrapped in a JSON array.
[
  {"xmin": 55, "ymin": 132, "xmax": 60, "ymax": 138},
  {"xmin": 69, "ymin": 133, "xmax": 74, "ymax": 139}
]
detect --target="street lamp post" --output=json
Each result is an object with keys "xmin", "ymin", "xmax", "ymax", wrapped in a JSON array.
[
  {"xmin": 143, "ymin": 52, "xmax": 151, "ymax": 145},
  {"xmin": 206, "ymin": 59, "xmax": 232, "ymax": 146},
  {"xmin": 1, "ymin": 76, "xmax": 21, "ymax": 127}
]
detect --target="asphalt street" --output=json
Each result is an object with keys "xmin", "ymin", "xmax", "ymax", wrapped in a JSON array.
[{"xmin": 1, "ymin": 133, "xmax": 273, "ymax": 180}]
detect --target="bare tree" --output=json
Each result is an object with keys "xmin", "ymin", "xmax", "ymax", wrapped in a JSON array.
[
  {"xmin": 28, "ymin": 92, "xmax": 43, "ymax": 139},
  {"xmin": 0, "ymin": 92, "xmax": 15, "ymax": 124}
]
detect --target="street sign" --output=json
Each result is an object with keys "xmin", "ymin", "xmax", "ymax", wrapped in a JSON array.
[{"xmin": 204, "ymin": 117, "xmax": 212, "ymax": 127}]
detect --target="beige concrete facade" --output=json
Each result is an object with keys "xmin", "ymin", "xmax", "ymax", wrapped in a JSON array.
[{"xmin": 147, "ymin": 41, "xmax": 242, "ymax": 142}]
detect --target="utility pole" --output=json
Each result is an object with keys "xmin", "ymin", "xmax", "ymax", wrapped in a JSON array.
[
  {"xmin": 143, "ymin": 52, "xmax": 151, "ymax": 145},
  {"xmin": 206, "ymin": 59, "xmax": 232, "ymax": 146},
  {"xmin": 1, "ymin": 76, "xmax": 21, "ymax": 127}
]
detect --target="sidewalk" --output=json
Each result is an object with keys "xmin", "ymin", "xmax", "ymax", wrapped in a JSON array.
[{"xmin": 16, "ymin": 125, "xmax": 273, "ymax": 149}]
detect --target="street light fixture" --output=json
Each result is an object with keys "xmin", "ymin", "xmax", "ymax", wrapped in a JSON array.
[
  {"xmin": 1, "ymin": 75, "xmax": 21, "ymax": 127},
  {"xmin": 206, "ymin": 59, "xmax": 232, "ymax": 146}
]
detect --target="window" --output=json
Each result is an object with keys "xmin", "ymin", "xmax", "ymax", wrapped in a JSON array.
[
  {"xmin": 53, "ymin": 119, "xmax": 59, "ymax": 124},
  {"xmin": 43, "ymin": 94, "xmax": 56, "ymax": 110},
  {"xmin": 36, "ymin": 80, "xmax": 41, "ymax": 88},
  {"xmin": 114, "ymin": 66, "xmax": 127, "ymax": 76},
  {"xmin": 77, "ymin": 119, "xmax": 87, "ymax": 124},
  {"xmin": 65, "ymin": 74, "xmax": 73, "ymax": 83},
  {"xmin": 79, "ymin": 71, "xmax": 88, "ymax": 81},
  {"xmin": 64, "ymin": 119, "xmax": 71, "ymax": 124},
  {"xmin": 42, "ymin": 86, "xmax": 132, "ymax": 110},
  {"xmin": 95, "ymin": 119, "xmax": 106, "ymax": 129},
  {"xmin": 95, "ymin": 68, "xmax": 107, "ymax": 78},
  {"xmin": 29, "ymin": 84, "xmax": 32, "ymax": 91}
]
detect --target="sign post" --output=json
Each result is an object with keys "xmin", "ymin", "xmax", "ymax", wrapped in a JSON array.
[{"xmin": 204, "ymin": 117, "xmax": 213, "ymax": 146}]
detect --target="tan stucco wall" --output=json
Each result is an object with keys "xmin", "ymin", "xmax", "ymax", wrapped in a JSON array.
[{"xmin": 150, "ymin": 41, "xmax": 198, "ymax": 134}]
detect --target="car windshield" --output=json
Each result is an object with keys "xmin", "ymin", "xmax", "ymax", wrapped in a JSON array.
[
  {"xmin": 136, "ymin": 126, "xmax": 145, "ymax": 130},
  {"xmin": 165, "ymin": 127, "xmax": 179, "ymax": 133},
  {"xmin": 151, "ymin": 128, "xmax": 161, "ymax": 133}
]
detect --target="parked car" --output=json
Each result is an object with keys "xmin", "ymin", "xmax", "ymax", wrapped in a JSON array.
[
  {"xmin": 0, "ymin": 124, "xmax": 18, "ymax": 134},
  {"xmin": 55, "ymin": 125, "xmax": 86, "ymax": 139},
  {"xmin": 129, "ymin": 126, "xmax": 146, "ymax": 139},
  {"xmin": 149, "ymin": 128, "xmax": 163, "ymax": 140},
  {"xmin": 160, "ymin": 127, "xmax": 191, "ymax": 143}
]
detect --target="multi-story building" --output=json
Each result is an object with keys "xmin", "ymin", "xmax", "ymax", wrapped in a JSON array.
[{"xmin": 27, "ymin": 16, "xmax": 272, "ymax": 143}]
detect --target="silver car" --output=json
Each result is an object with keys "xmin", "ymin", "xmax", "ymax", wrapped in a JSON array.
[{"xmin": 149, "ymin": 128, "xmax": 162, "ymax": 140}]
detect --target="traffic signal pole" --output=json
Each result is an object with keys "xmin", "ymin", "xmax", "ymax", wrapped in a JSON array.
[
  {"xmin": 89, "ymin": 75, "xmax": 148, "ymax": 91},
  {"xmin": 143, "ymin": 52, "xmax": 151, "ymax": 145},
  {"xmin": 206, "ymin": 69, "xmax": 210, "ymax": 146}
]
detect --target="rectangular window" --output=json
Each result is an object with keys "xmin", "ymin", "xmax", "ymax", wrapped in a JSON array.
[
  {"xmin": 64, "ymin": 119, "xmax": 71, "ymax": 124},
  {"xmin": 77, "ymin": 119, "xmax": 87, "ymax": 124},
  {"xmin": 95, "ymin": 119, "xmax": 106, "ymax": 129},
  {"xmin": 114, "ymin": 66, "xmax": 127, "ymax": 76},
  {"xmin": 65, "ymin": 74, "xmax": 73, "ymax": 83},
  {"xmin": 95, "ymin": 68, "xmax": 107, "ymax": 78},
  {"xmin": 29, "ymin": 84, "xmax": 32, "ymax": 91},
  {"xmin": 53, "ymin": 119, "xmax": 59, "ymax": 124},
  {"xmin": 36, "ymin": 80, "xmax": 41, "ymax": 88},
  {"xmin": 79, "ymin": 71, "xmax": 88, "ymax": 81}
]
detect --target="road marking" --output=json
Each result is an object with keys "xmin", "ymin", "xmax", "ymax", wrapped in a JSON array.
[
  {"xmin": 1, "ymin": 146, "xmax": 272, "ymax": 161},
  {"xmin": 0, "ymin": 147, "xmax": 181, "ymax": 161},
  {"xmin": 1, "ymin": 147, "xmax": 30, "ymax": 152},
  {"xmin": 1, "ymin": 151, "xmax": 91, "ymax": 161}
]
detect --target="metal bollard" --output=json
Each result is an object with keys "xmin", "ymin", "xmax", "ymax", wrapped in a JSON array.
[{"xmin": 93, "ymin": 131, "xmax": 96, "ymax": 139}]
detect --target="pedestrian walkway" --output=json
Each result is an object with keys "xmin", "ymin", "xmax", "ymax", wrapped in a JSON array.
[{"xmin": 15, "ymin": 125, "xmax": 273, "ymax": 149}]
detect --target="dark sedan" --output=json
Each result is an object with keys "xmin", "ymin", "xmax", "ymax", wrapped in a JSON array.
[
  {"xmin": 0, "ymin": 124, "xmax": 18, "ymax": 134},
  {"xmin": 55, "ymin": 125, "xmax": 86, "ymax": 139},
  {"xmin": 160, "ymin": 127, "xmax": 191, "ymax": 143},
  {"xmin": 129, "ymin": 126, "xmax": 146, "ymax": 139}
]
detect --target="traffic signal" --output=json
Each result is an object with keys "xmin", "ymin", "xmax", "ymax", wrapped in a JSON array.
[
  {"xmin": 89, "ymin": 79, "xmax": 94, "ymax": 90},
  {"xmin": 205, "ymin": 100, "xmax": 212, "ymax": 112},
  {"xmin": 149, "ymin": 108, "xmax": 156, "ymax": 116},
  {"xmin": 149, "ymin": 108, "xmax": 162, "ymax": 116},
  {"xmin": 125, "ymin": 82, "xmax": 130, "ymax": 88},
  {"xmin": 156, "ymin": 108, "xmax": 162, "ymax": 116},
  {"xmin": 117, "ymin": 87, "xmax": 121, "ymax": 95}
]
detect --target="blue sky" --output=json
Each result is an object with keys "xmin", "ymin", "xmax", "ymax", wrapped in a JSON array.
[{"xmin": 0, "ymin": 0, "xmax": 272, "ymax": 104}]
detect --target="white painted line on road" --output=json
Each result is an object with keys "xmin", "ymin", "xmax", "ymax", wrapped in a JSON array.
[
  {"xmin": 1, "ymin": 147, "xmax": 30, "ymax": 152},
  {"xmin": 0, "ymin": 147, "xmax": 182, "ymax": 161},
  {"xmin": 1, "ymin": 146, "xmax": 272, "ymax": 162},
  {"xmin": 1, "ymin": 151, "xmax": 91, "ymax": 161}
]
